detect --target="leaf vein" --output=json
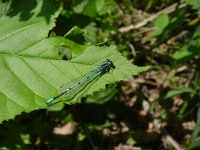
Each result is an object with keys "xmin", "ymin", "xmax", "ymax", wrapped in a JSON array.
[
  {"xmin": 0, "ymin": 21, "xmax": 43, "ymax": 43},
  {"xmin": 2, "ymin": 56, "xmax": 46, "ymax": 101}
]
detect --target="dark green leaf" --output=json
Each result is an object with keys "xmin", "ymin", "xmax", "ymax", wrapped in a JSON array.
[{"xmin": 163, "ymin": 87, "xmax": 196, "ymax": 99}]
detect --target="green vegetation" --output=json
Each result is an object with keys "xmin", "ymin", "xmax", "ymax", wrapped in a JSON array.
[{"xmin": 0, "ymin": 0, "xmax": 200, "ymax": 149}]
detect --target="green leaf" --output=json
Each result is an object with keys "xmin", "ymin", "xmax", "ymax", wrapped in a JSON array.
[
  {"xmin": 73, "ymin": 0, "xmax": 117, "ymax": 17},
  {"xmin": 86, "ymin": 84, "xmax": 117, "ymax": 104},
  {"xmin": 0, "ymin": 0, "xmax": 63, "ymax": 122},
  {"xmin": 172, "ymin": 39, "xmax": 200, "ymax": 63},
  {"xmin": 151, "ymin": 13, "xmax": 169, "ymax": 37},
  {"xmin": 163, "ymin": 87, "xmax": 196, "ymax": 99},
  {"xmin": 96, "ymin": 0, "xmax": 117, "ymax": 16},
  {"xmin": 0, "ymin": 0, "xmax": 9, "ymax": 16},
  {"xmin": 0, "ymin": 0, "xmax": 61, "ymax": 54},
  {"xmin": 186, "ymin": 0, "xmax": 200, "ymax": 16},
  {"xmin": 193, "ymin": 25, "xmax": 200, "ymax": 38},
  {"xmin": 64, "ymin": 26, "xmax": 87, "ymax": 44},
  {"xmin": 172, "ymin": 46, "xmax": 194, "ymax": 62},
  {"xmin": 0, "ymin": 0, "xmax": 150, "ymax": 123},
  {"xmin": 20, "ymin": 134, "xmax": 31, "ymax": 145},
  {"xmin": 186, "ymin": 0, "xmax": 200, "ymax": 9},
  {"xmin": 191, "ymin": 104, "xmax": 200, "ymax": 143},
  {"xmin": 188, "ymin": 140, "xmax": 200, "ymax": 150},
  {"xmin": 74, "ymin": 0, "xmax": 97, "ymax": 17},
  {"xmin": 83, "ymin": 22, "xmax": 97, "ymax": 43},
  {"xmin": 73, "ymin": 0, "xmax": 89, "ymax": 14},
  {"xmin": 87, "ymin": 120, "xmax": 111, "ymax": 131}
]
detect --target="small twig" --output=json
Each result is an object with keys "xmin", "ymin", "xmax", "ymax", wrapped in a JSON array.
[
  {"xmin": 119, "ymin": 3, "xmax": 187, "ymax": 33},
  {"xmin": 162, "ymin": 134, "xmax": 183, "ymax": 150},
  {"xmin": 128, "ymin": 42, "xmax": 136, "ymax": 57}
]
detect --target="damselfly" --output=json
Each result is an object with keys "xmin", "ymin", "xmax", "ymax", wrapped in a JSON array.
[{"xmin": 46, "ymin": 59, "xmax": 115, "ymax": 105}]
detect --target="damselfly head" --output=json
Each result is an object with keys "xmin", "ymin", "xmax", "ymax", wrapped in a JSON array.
[{"xmin": 106, "ymin": 59, "xmax": 115, "ymax": 70}]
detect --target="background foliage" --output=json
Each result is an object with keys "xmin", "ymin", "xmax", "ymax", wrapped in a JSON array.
[{"xmin": 0, "ymin": 0, "xmax": 200, "ymax": 149}]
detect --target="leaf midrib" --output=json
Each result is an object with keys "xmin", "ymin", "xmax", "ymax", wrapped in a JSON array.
[{"xmin": 0, "ymin": 52, "xmax": 57, "ymax": 60}]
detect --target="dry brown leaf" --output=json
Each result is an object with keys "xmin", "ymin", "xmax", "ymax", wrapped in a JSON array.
[
  {"xmin": 182, "ymin": 121, "xmax": 196, "ymax": 131},
  {"xmin": 53, "ymin": 121, "xmax": 78, "ymax": 135}
]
